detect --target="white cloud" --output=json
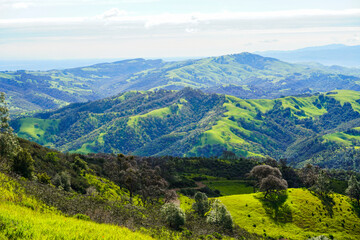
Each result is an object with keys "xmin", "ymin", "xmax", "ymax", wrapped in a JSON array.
[
  {"xmin": 11, "ymin": 2, "xmax": 31, "ymax": 8},
  {"xmin": 96, "ymin": 8, "xmax": 127, "ymax": 20},
  {"xmin": 0, "ymin": 8, "xmax": 359, "ymax": 59}
]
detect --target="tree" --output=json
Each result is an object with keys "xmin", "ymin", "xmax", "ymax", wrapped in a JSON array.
[
  {"xmin": 12, "ymin": 149, "xmax": 34, "ymax": 179},
  {"xmin": 299, "ymin": 163, "xmax": 319, "ymax": 188},
  {"xmin": 346, "ymin": 175, "xmax": 360, "ymax": 206},
  {"xmin": 161, "ymin": 203, "xmax": 185, "ymax": 229},
  {"xmin": 53, "ymin": 171, "xmax": 72, "ymax": 191},
  {"xmin": 0, "ymin": 92, "xmax": 20, "ymax": 171},
  {"xmin": 249, "ymin": 164, "xmax": 288, "ymax": 198},
  {"xmin": 260, "ymin": 175, "xmax": 288, "ymax": 198},
  {"xmin": 310, "ymin": 171, "xmax": 331, "ymax": 197},
  {"xmin": 138, "ymin": 163, "xmax": 168, "ymax": 206},
  {"xmin": 206, "ymin": 199, "xmax": 233, "ymax": 230},
  {"xmin": 192, "ymin": 192, "xmax": 210, "ymax": 216}
]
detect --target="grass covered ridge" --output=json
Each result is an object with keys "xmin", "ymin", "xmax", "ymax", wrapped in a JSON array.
[{"xmin": 219, "ymin": 188, "xmax": 360, "ymax": 240}]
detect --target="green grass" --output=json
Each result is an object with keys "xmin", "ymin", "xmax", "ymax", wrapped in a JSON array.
[
  {"xmin": 323, "ymin": 132, "xmax": 360, "ymax": 146},
  {"xmin": 219, "ymin": 188, "xmax": 360, "ymax": 240},
  {"xmin": 127, "ymin": 106, "xmax": 173, "ymax": 127},
  {"xmin": 204, "ymin": 180, "xmax": 254, "ymax": 196},
  {"xmin": 17, "ymin": 118, "xmax": 60, "ymax": 147},
  {"xmin": 0, "ymin": 202, "xmax": 152, "ymax": 240},
  {"xmin": 0, "ymin": 172, "xmax": 152, "ymax": 240}
]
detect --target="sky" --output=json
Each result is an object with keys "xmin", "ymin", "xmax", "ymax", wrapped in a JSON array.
[{"xmin": 0, "ymin": 0, "xmax": 360, "ymax": 60}]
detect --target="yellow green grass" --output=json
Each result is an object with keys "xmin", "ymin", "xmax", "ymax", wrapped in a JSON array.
[
  {"xmin": 219, "ymin": 188, "xmax": 360, "ymax": 240},
  {"xmin": 0, "ymin": 173, "xmax": 152, "ymax": 240},
  {"xmin": 0, "ymin": 202, "xmax": 152, "ymax": 240}
]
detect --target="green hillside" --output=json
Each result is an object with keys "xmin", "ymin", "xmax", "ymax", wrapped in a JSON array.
[
  {"xmin": 12, "ymin": 89, "xmax": 360, "ymax": 171},
  {"xmin": 2, "ymin": 53, "xmax": 360, "ymax": 112},
  {"xmin": 219, "ymin": 188, "xmax": 360, "ymax": 240},
  {"xmin": 0, "ymin": 173, "xmax": 152, "ymax": 240}
]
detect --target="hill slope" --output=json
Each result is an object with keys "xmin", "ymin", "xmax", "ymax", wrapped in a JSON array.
[
  {"xmin": 219, "ymin": 188, "xmax": 360, "ymax": 240},
  {"xmin": 0, "ymin": 173, "xmax": 152, "ymax": 240},
  {"xmin": 11, "ymin": 89, "xmax": 360, "ymax": 170},
  {"xmin": 2, "ymin": 52, "xmax": 360, "ymax": 112}
]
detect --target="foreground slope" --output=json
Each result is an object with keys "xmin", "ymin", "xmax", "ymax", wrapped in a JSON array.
[
  {"xmin": 220, "ymin": 188, "xmax": 360, "ymax": 240},
  {"xmin": 0, "ymin": 173, "xmax": 152, "ymax": 240},
  {"xmin": 12, "ymin": 89, "xmax": 360, "ymax": 170},
  {"xmin": 2, "ymin": 52, "xmax": 360, "ymax": 112}
]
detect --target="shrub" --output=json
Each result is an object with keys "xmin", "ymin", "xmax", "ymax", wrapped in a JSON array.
[
  {"xmin": 160, "ymin": 203, "xmax": 185, "ymax": 229},
  {"xmin": 37, "ymin": 172, "xmax": 51, "ymax": 184},
  {"xmin": 192, "ymin": 192, "xmax": 210, "ymax": 216},
  {"xmin": 206, "ymin": 199, "xmax": 233, "ymax": 230},
  {"xmin": 53, "ymin": 172, "xmax": 71, "ymax": 191},
  {"xmin": 12, "ymin": 149, "xmax": 34, "ymax": 179},
  {"xmin": 74, "ymin": 213, "xmax": 91, "ymax": 221}
]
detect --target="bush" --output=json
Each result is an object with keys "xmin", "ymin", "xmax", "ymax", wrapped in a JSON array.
[
  {"xmin": 12, "ymin": 149, "xmax": 34, "ymax": 179},
  {"xmin": 192, "ymin": 192, "xmax": 210, "ymax": 216},
  {"xmin": 160, "ymin": 203, "xmax": 185, "ymax": 229},
  {"xmin": 37, "ymin": 172, "xmax": 51, "ymax": 184},
  {"xmin": 53, "ymin": 172, "xmax": 71, "ymax": 191},
  {"xmin": 206, "ymin": 199, "xmax": 233, "ymax": 230}
]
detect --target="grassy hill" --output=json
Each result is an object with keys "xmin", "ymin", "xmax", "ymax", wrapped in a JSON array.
[
  {"xmin": 11, "ymin": 89, "xmax": 360, "ymax": 171},
  {"xmin": 2, "ymin": 53, "xmax": 360, "ymax": 112},
  {"xmin": 219, "ymin": 188, "xmax": 360, "ymax": 240},
  {"xmin": 0, "ymin": 173, "xmax": 152, "ymax": 240}
]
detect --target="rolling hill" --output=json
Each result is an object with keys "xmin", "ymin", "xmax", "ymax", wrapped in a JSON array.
[
  {"xmin": 2, "ymin": 52, "xmax": 360, "ymax": 112},
  {"xmin": 11, "ymin": 88, "xmax": 360, "ymax": 171},
  {"xmin": 218, "ymin": 188, "xmax": 360, "ymax": 240}
]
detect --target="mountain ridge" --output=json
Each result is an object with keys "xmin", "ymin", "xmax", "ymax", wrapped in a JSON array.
[{"xmin": 2, "ymin": 52, "xmax": 360, "ymax": 113}]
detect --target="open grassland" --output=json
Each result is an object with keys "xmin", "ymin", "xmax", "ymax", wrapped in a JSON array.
[
  {"xmin": 219, "ymin": 188, "xmax": 360, "ymax": 240},
  {"xmin": 0, "ymin": 173, "xmax": 152, "ymax": 240},
  {"xmin": 204, "ymin": 180, "xmax": 254, "ymax": 196},
  {"xmin": 17, "ymin": 118, "xmax": 59, "ymax": 147}
]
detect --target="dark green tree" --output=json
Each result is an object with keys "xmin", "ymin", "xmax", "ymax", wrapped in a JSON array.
[
  {"xmin": 12, "ymin": 149, "xmax": 35, "ymax": 179},
  {"xmin": 310, "ymin": 171, "xmax": 331, "ymax": 197},
  {"xmin": 161, "ymin": 203, "xmax": 185, "ymax": 229},
  {"xmin": 346, "ymin": 175, "xmax": 360, "ymax": 206},
  {"xmin": 192, "ymin": 192, "xmax": 210, "ymax": 216},
  {"xmin": 0, "ymin": 92, "xmax": 20, "ymax": 171}
]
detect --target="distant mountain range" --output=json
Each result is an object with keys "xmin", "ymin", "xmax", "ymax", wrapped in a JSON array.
[
  {"xmin": 256, "ymin": 44, "xmax": 360, "ymax": 67},
  {"xmin": 12, "ymin": 89, "xmax": 360, "ymax": 171},
  {"xmin": 2, "ymin": 52, "xmax": 360, "ymax": 112}
]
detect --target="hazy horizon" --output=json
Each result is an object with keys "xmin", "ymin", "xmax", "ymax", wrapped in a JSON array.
[{"xmin": 1, "ymin": 0, "xmax": 359, "ymax": 60}]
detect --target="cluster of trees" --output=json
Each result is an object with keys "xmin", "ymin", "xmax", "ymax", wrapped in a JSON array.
[
  {"xmin": 0, "ymin": 92, "xmax": 34, "ymax": 179},
  {"xmin": 103, "ymin": 154, "xmax": 168, "ymax": 205},
  {"xmin": 161, "ymin": 191, "xmax": 233, "ymax": 232}
]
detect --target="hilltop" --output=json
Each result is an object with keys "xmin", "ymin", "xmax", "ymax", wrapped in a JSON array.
[
  {"xmin": 11, "ymin": 89, "xmax": 360, "ymax": 171},
  {"xmin": 218, "ymin": 188, "xmax": 360, "ymax": 239},
  {"xmin": 2, "ymin": 53, "xmax": 360, "ymax": 112}
]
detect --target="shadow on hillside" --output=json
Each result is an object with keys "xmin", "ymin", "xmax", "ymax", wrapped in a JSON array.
[
  {"xmin": 311, "ymin": 192, "xmax": 335, "ymax": 218},
  {"xmin": 350, "ymin": 201, "xmax": 360, "ymax": 218},
  {"xmin": 256, "ymin": 192, "xmax": 292, "ymax": 224}
]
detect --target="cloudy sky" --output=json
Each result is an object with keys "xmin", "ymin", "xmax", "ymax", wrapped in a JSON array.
[{"xmin": 0, "ymin": 0, "xmax": 360, "ymax": 60}]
